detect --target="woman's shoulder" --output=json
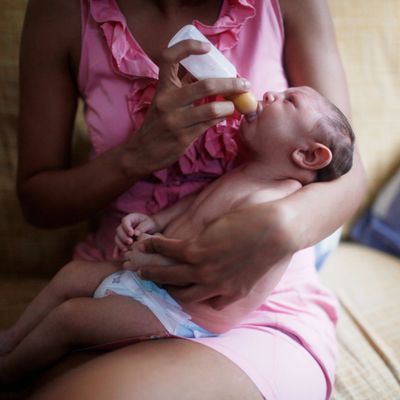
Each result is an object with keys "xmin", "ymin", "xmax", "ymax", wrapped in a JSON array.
[
  {"xmin": 25, "ymin": 0, "xmax": 80, "ymax": 26},
  {"xmin": 24, "ymin": 0, "xmax": 81, "ymax": 74},
  {"xmin": 278, "ymin": 0, "xmax": 332, "ymax": 28}
]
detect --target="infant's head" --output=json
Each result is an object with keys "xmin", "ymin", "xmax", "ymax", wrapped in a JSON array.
[{"xmin": 239, "ymin": 86, "xmax": 355, "ymax": 183}]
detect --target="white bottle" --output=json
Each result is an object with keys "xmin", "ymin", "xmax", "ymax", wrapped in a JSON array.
[{"xmin": 168, "ymin": 25, "xmax": 257, "ymax": 116}]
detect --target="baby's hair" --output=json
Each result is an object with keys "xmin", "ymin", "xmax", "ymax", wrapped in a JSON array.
[{"xmin": 312, "ymin": 102, "xmax": 355, "ymax": 182}]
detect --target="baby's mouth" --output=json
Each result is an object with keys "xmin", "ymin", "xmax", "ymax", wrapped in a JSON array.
[
  {"xmin": 243, "ymin": 102, "xmax": 263, "ymax": 123},
  {"xmin": 244, "ymin": 112, "xmax": 257, "ymax": 123}
]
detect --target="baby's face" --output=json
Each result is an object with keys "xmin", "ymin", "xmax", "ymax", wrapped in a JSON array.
[{"xmin": 240, "ymin": 86, "xmax": 327, "ymax": 156}]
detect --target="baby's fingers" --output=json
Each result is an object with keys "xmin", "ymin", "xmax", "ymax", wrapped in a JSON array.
[
  {"xmin": 116, "ymin": 225, "xmax": 134, "ymax": 245},
  {"xmin": 121, "ymin": 219, "xmax": 135, "ymax": 236},
  {"xmin": 136, "ymin": 219, "xmax": 157, "ymax": 235},
  {"xmin": 112, "ymin": 245, "xmax": 121, "ymax": 260},
  {"xmin": 114, "ymin": 234, "xmax": 130, "ymax": 252}
]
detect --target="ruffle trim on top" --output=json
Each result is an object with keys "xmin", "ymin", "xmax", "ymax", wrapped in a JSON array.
[
  {"xmin": 193, "ymin": 0, "xmax": 256, "ymax": 51},
  {"xmin": 90, "ymin": 0, "xmax": 256, "ymax": 78},
  {"xmin": 90, "ymin": 0, "xmax": 159, "ymax": 79},
  {"xmin": 89, "ymin": 0, "xmax": 255, "ymax": 197},
  {"xmin": 149, "ymin": 113, "xmax": 239, "ymax": 185}
]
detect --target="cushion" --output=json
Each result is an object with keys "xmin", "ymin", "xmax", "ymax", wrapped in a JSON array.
[
  {"xmin": 315, "ymin": 228, "xmax": 342, "ymax": 270},
  {"xmin": 351, "ymin": 168, "xmax": 400, "ymax": 257}
]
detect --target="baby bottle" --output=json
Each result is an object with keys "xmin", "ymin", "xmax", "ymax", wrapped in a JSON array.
[{"xmin": 168, "ymin": 25, "xmax": 257, "ymax": 118}]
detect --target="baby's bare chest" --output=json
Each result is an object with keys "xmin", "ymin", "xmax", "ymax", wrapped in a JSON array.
[{"xmin": 164, "ymin": 176, "xmax": 268, "ymax": 239}]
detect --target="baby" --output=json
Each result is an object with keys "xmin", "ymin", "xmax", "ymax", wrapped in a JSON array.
[
  {"xmin": 108, "ymin": 85, "xmax": 355, "ymax": 334},
  {"xmin": 0, "ymin": 86, "xmax": 354, "ymax": 383}
]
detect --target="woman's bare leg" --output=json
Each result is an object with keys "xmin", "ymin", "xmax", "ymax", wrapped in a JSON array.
[
  {"xmin": 0, "ymin": 295, "xmax": 167, "ymax": 384},
  {"xmin": 31, "ymin": 339, "xmax": 263, "ymax": 400},
  {"xmin": 0, "ymin": 261, "xmax": 119, "ymax": 355}
]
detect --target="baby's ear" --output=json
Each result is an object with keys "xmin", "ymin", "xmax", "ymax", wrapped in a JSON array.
[{"xmin": 291, "ymin": 143, "xmax": 332, "ymax": 170}]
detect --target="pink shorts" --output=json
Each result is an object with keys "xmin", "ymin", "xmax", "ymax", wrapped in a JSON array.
[
  {"xmin": 75, "ymin": 241, "xmax": 337, "ymax": 400},
  {"xmin": 192, "ymin": 326, "xmax": 327, "ymax": 400}
]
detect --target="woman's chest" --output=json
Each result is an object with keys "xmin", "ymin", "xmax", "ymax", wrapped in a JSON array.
[{"xmin": 115, "ymin": 0, "xmax": 224, "ymax": 65}]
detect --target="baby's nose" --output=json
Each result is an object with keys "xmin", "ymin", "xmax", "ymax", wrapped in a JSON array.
[{"xmin": 263, "ymin": 91, "xmax": 282, "ymax": 103}]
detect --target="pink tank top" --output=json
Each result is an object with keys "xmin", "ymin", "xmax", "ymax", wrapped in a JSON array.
[{"xmin": 74, "ymin": 0, "xmax": 287, "ymax": 261}]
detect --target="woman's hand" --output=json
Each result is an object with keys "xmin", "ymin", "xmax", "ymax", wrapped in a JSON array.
[
  {"xmin": 133, "ymin": 203, "xmax": 295, "ymax": 310},
  {"xmin": 122, "ymin": 40, "xmax": 251, "ymax": 176}
]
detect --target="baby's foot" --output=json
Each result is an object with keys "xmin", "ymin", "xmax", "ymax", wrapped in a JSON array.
[{"xmin": 0, "ymin": 329, "xmax": 17, "ymax": 355}]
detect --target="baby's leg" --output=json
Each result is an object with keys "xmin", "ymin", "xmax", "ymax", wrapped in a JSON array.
[
  {"xmin": 0, "ymin": 295, "xmax": 167, "ymax": 384},
  {"xmin": 0, "ymin": 261, "xmax": 119, "ymax": 355}
]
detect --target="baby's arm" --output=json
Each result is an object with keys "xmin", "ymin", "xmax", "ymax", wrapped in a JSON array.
[{"xmin": 114, "ymin": 193, "xmax": 198, "ymax": 256}]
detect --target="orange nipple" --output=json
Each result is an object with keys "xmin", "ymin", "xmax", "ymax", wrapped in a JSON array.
[{"xmin": 228, "ymin": 92, "xmax": 258, "ymax": 115}]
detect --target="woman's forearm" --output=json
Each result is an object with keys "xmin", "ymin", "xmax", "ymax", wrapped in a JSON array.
[
  {"xmin": 278, "ymin": 147, "xmax": 367, "ymax": 252},
  {"xmin": 278, "ymin": 0, "xmax": 368, "ymax": 250},
  {"xmin": 17, "ymin": 142, "xmax": 147, "ymax": 228}
]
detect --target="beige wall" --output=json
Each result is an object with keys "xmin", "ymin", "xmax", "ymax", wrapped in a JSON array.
[{"xmin": 329, "ymin": 0, "xmax": 400, "ymax": 204}]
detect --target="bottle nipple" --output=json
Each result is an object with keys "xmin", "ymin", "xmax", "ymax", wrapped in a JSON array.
[{"xmin": 228, "ymin": 92, "xmax": 258, "ymax": 116}]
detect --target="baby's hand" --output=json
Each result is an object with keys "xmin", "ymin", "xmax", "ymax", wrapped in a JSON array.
[{"xmin": 113, "ymin": 213, "xmax": 159, "ymax": 258}]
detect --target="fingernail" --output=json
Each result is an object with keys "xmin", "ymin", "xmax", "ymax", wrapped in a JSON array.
[
  {"xmin": 241, "ymin": 79, "xmax": 251, "ymax": 90},
  {"xmin": 213, "ymin": 102, "xmax": 231, "ymax": 116},
  {"xmin": 200, "ymin": 41, "xmax": 211, "ymax": 51}
]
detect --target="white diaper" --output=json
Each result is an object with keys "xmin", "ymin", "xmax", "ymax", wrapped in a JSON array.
[{"xmin": 94, "ymin": 270, "xmax": 216, "ymax": 338}]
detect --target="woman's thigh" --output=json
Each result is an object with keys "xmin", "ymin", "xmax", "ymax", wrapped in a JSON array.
[{"xmin": 30, "ymin": 339, "xmax": 264, "ymax": 400}]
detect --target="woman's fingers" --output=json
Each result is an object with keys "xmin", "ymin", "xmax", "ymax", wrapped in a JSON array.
[
  {"xmin": 157, "ymin": 39, "xmax": 251, "ymax": 107},
  {"xmin": 138, "ymin": 264, "xmax": 194, "ymax": 287},
  {"xmin": 141, "ymin": 236, "xmax": 187, "ymax": 259},
  {"xmin": 184, "ymin": 77, "xmax": 250, "ymax": 105},
  {"xmin": 126, "ymin": 40, "xmax": 253, "ymax": 173},
  {"xmin": 156, "ymin": 77, "xmax": 251, "ymax": 110},
  {"xmin": 180, "ymin": 101, "xmax": 234, "ymax": 127},
  {"xmin": 167, "ymin": 285, "xmax": 219, "ymax": 304}
]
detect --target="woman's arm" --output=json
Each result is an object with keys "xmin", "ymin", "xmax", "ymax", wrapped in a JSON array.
[
  {"xmin": 277, "ymin": 0, "xmax": 367, "ymax": 248},
  {"xmin": 17, "ymin": 0, "xmax": 250, "ymax": 228},
  {"xmin": 281, "ymin": 0, "xmax": 351, "ymax": 117},
  {"xmin": 18, "ymin": 0, "xmax": 146, "ymax": 228},
  {"xmin": 136, "ymin": 0, "xmax": 367, "ymax": 309}
]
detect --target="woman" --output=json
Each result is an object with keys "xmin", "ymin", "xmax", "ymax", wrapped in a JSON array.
[{"xmin": 17, "ymin": 0, "xmax": 366, "ymax": 398}]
